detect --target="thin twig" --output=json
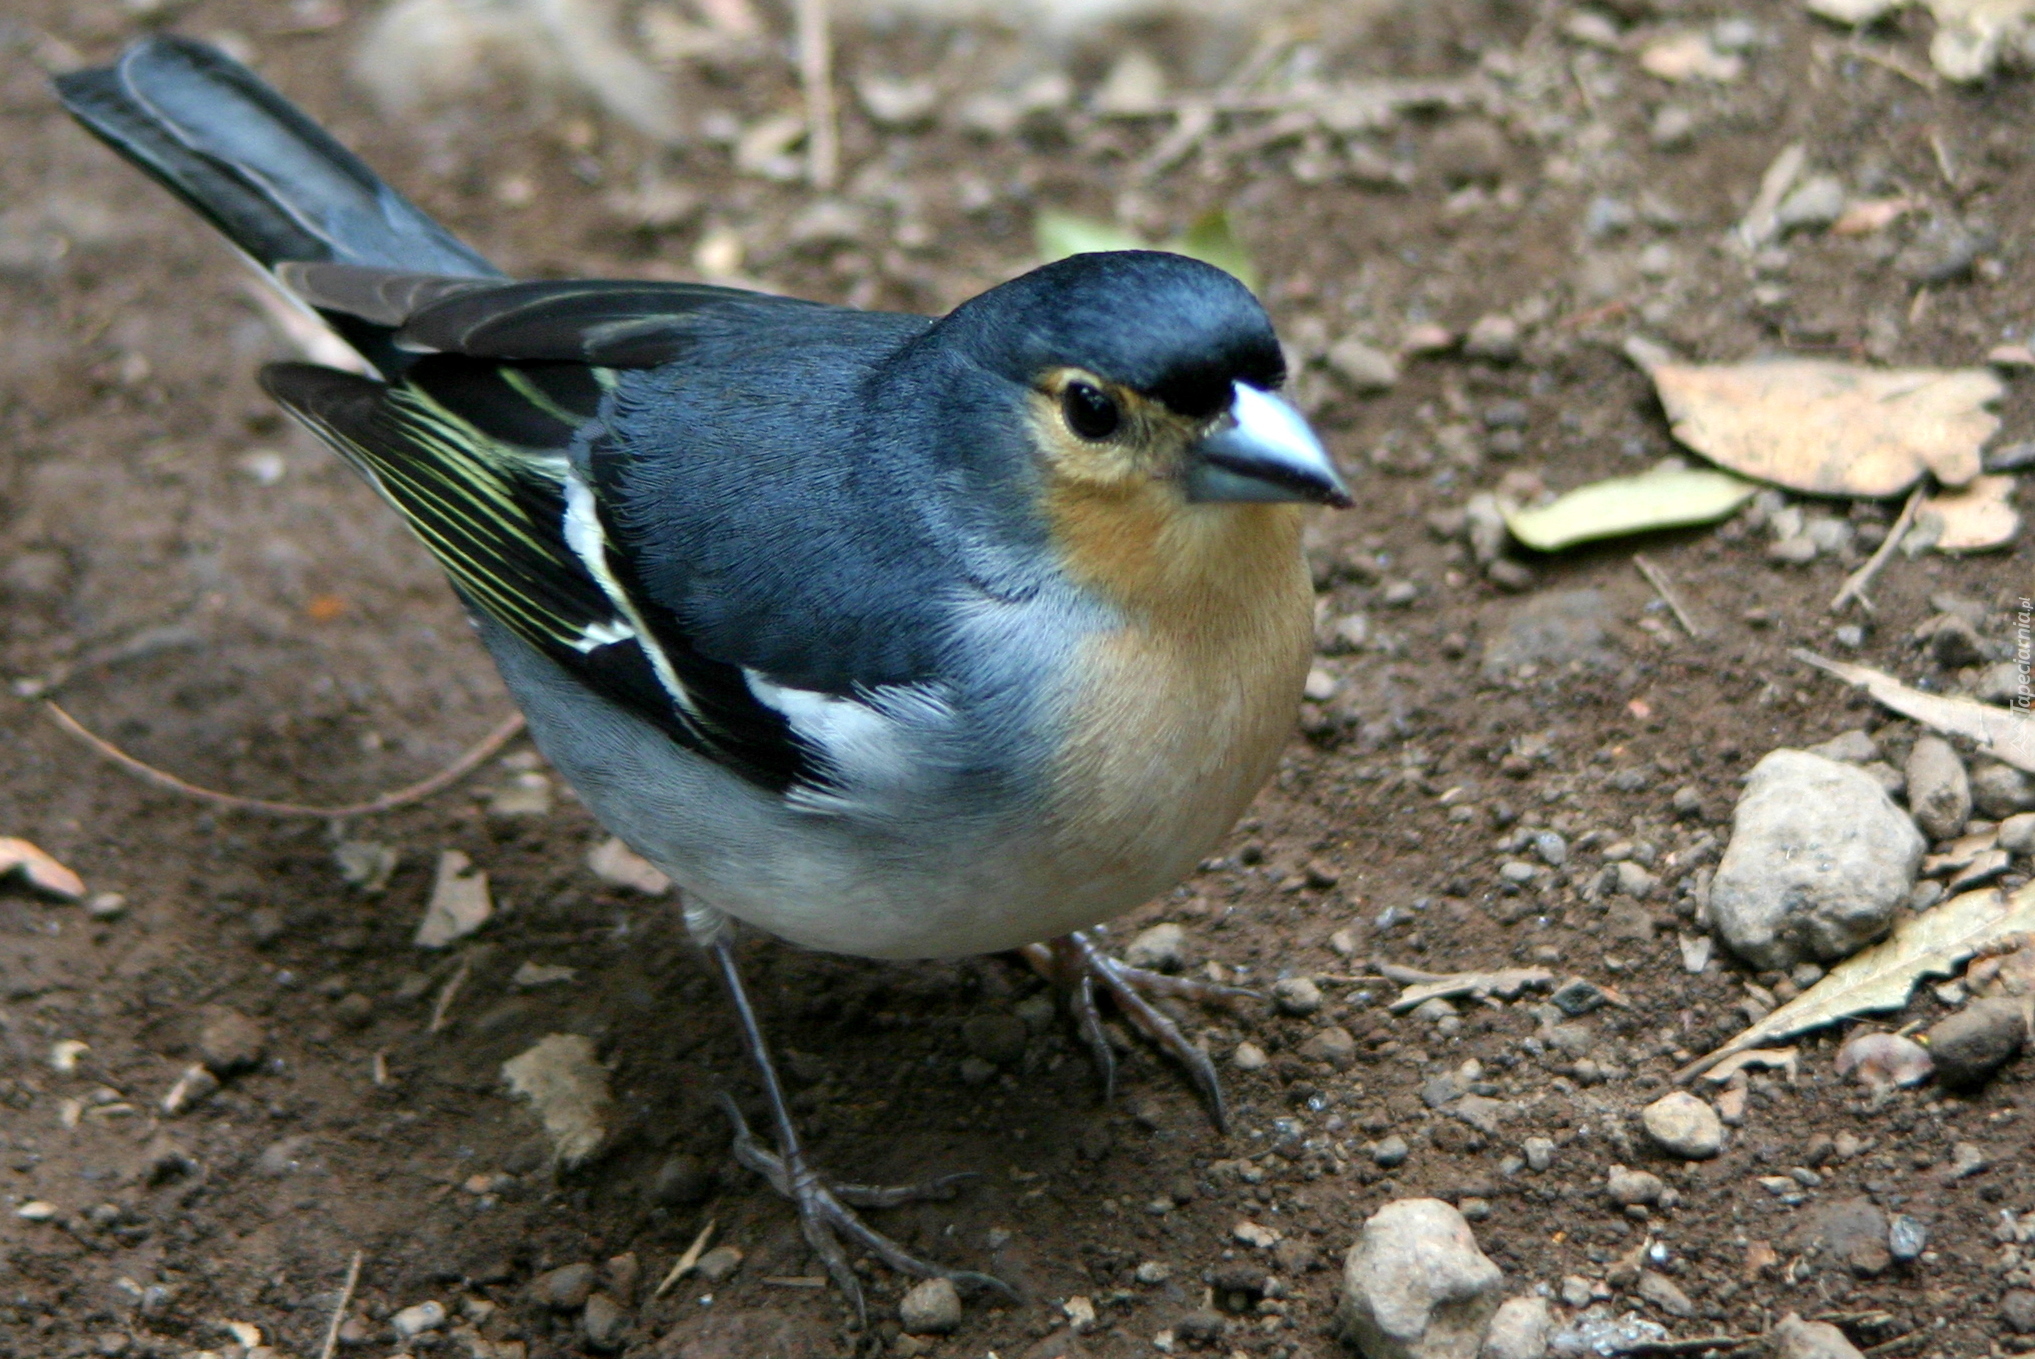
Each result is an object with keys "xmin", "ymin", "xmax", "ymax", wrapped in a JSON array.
[
  {"xmin": 1633, "ymin": 553, "xmax": 1706, "ymax": 640},
  {"xmin": 1846, "ymin": 40, "xmax": 1937, "ymax": 91},
  {"xmin": 43, "ymin": 702, "xmax": 524, "ymax": 818},
  {"xmin": 795, "ymin": 0, "xmax": 837, "ymax": 191},
  {"xmin": 428, "ymin": 959, "xmax": 471, "ymax": 1035},
  {"xmin": 316, "ymin": 1251, "xmax": 363, "ymax": 1359},
  {"xmin": 1829, "ymin": 485, "xmax": 1924, "ymax": 614},
  {"xmin": 654, "ymin": 1216, "xmax": 718, "ymax": 1299}
]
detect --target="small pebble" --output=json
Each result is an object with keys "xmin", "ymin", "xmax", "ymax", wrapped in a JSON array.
[
  {"xmin": 1640, "ymin": 1091, "xmax": 1723, "ymax": 1159},
  {"xmin": 1125, "ymin": 923, "xmax": 1189, "ymax": 972},
  {"xmin": 1371, "ymin": 1135, "xmax": 1410, "ymax": 1168},
  {"xmin": 1522, "ymin": 1137, "xmax": 1555, "ymax": 1172},
  {"xmin": 1134, "ymin": 1261, "xmax": 1170, "ymax": 1284},
  {"xmin": 581, "ymin": 1293, "xmax": 628, "ymax": 1352},
  {"xmin": 1232, "ymin": 1041, "xmax": 1269, "ymax": 1071},
  {"xmin": 694, "ymin": 1245, "xmax": 743, "ymax": 1283},
  {"xmin": 1606, "ymin": 1165, "xmax": 1664, "ymax": 1206},
  {"xmin": 1887, "ymin": 1215, "xmax": 1927, "ymax": 1263},
  {"xmin": 899, "ymin": 1277, "xmax": 963, "ymax": 1335},
  {"xmin": 531, "ymin": 1263, "xmax": 596, "ymax": 1311},
  {"xmin": 1463, "ymin": 314, "xmax": 1521, "ymax": 362},
  {"xmin": 1271, "ymin": 976, "xmax": 1323, "ymax": 1016},
  {"xmin": 1947, "ymin": 1142, "xmax": 1988, "ymax": 1179},
  {"xmin": 1532, "ymin": 831, "xmax": 1568, "ymax": 867},
  {"xmin": 197, "ymin": 1007, "xmax": 266, "ymax": 1075},
  {"xmin": 391, "ymin": 1301, "xmax": 446, "ymax": 1340}
]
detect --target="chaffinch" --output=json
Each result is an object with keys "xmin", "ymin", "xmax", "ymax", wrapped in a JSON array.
[{"xmin": 59, "ymin": 36, "xmax": 1350, "ymax": 1315}]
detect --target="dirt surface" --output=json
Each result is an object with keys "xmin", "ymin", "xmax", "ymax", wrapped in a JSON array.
[{"xmin": 3, "ymin": 2, "xmax": 2034, "ymax": 1357}]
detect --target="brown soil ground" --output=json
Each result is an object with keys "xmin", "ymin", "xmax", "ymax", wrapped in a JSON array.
[{"xmin": 3, "ymin": 2, "xmax": 2033, "ymax": 1357}]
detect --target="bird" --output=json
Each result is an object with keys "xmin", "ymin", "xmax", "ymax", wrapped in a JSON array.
[{"xmin": 56, "ymin": 35, "xmax": 1350, "ymax": 1318}]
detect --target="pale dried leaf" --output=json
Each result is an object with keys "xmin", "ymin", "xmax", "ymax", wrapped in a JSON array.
[
  {"xmin": 0, "ymin": 838, "xmax": 85, "ymax": 900},
  {"xmin": 1631, "ymin": 355, "xmax": 2001, "ymax": 496},
  {"xmin": 1502, "ymin": 467, "xmax": 1760, "ymax": 551},
  {"xmin": 1385, "ymin": 965, "xmax": 1553, "ymax": 1013},
  {"xmin": 1966, "ymin": 936, "xmax": 2035, "ymax": 995},
  {"xmin": 1793, "ymin": 649, "xmax": 2035, "ymax": 772},
  {"xmin": 1639, "ymin": 30, "xmax": 1746, "ymax": 82},
  {"xmin": 1834, "ymin": 1030, "xmax": 1934, "ymax": 1089},
  {"xmin": 415, "ymin": 849, "xmax": 493, "ymax": 948},
  {"xmin": 1807, "ymin": 0, "xmax": 1907, "ymax": 23},
  {"xmin": 1679, "ymin": 880, "xmax": 2035, "ymax": 1080},
  {"xmin": 1920, "ymin": 473, "xmax": 2019, "ymax": 552},
  {"xmin": 586, "ymin": 836, "xmax": 671, "ymax": 894},
  {"xmin": 502, "ymin": 1033, "xmax": 614, "ymax": 1169},
  {"xmin": 1698, "ymin": 1047, "xmax": 1798, "ymax": 1083}
]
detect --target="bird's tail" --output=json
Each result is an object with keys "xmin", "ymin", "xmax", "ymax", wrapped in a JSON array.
[{"xmin": 53, "ymin": 36, "xmax": 500, "ymax": 373}]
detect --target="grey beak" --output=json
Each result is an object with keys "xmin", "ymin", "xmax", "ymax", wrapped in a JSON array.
[{"xmin": 1185, "ymin": 381, "xmax": 1351, "ymax": 508}]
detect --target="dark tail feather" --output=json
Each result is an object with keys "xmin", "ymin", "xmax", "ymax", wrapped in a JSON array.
[{"xmin": 54, "ymin": 36, "xmax": 500, "ymax": 373}]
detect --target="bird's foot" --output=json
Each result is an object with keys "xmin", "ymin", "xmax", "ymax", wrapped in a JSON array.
[
  {"xmin": 718, "ymin": 1095, "xmax": 1013, "ymax": 1322},
  {"xmin": 1019, "ymin": 929, "xmax": 1256, "ymax": 1133}
]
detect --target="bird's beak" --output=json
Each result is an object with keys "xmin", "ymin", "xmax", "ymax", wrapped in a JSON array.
[{"xmin": 1185, "ymin": 382, "xmax": 1352, "ymax": 508}]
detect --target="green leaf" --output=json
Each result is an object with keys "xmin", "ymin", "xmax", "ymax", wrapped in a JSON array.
[
  {"xmin": 1033, "ymin": 207, "xmax": 1261, "ymax": 294},
  {"xmin": 1503, "ymin": 467, "xmax": 1761, "ymax": 552},
  {"xmin": 1171, "ymin": 209, "xmax": 1258, "ymax": 293},
  {"xmin": 1035, "ymin": 210, "xmax": 1145, "ymax": 263}
]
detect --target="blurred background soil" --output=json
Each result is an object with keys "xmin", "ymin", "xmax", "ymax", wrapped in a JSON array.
[{"xmin": 0, "ymin": 0, "xmax": 2032, "ymax": 1356}]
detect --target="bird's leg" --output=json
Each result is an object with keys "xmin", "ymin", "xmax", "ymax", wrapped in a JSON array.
[
  {"xmin": 703, "ymin": 932, "xmax": 1012, "ymax": 1323},
  {"xmin": 1018, "ymin": 929, "xmax": 1257, "ymax": 1133}
]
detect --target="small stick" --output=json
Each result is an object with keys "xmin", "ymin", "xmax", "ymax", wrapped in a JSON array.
[
  {"xmin": 760, "ymin": 1275, "xmax": 828, "ymax": 1288},
  {"xmin": 654, "ymin": 1217, "xmax": 719, "ymax": 1299},
  {"xmin": 43, "ymin": 703, "xmax": 524, "ymax": 819},
  {"xmin": 795, "ymin": 0, "xmax": 837, "ymax": 191},
  {"xmin": 1829, "ymin": 485, "xmax": 1924, "ymax": 614},
  {"xmin": 1846, "ymin": 40, "xmax": 1936, "ymax": 91},
  {"xmin": 1633, "ymin": 553, "xmax": 1705, "ymax": 639},
  {"xmin": 316, "ymin": 1251, "xmax": 363, "ymax": 1359},
  {"xmin": 427, "ymin": 959, "xmax": 471, "ymax": 1035}
]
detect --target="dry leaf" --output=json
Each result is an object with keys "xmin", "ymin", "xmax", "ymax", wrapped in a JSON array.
[
  {"xmin": 1967, "ymin": 936, "xmax": 2035, "ymax": 995},
  {"xmin": 1831, "ymin": 197, "xmax": 1914, "ymax": 236},
  {"xmin": 1794, "ymin": 650, "xmax": 2035, "ymax": 773},
  {"xmin": 1378, "ymin": 964, "xmax": 1554, "ymax": 1012},
  {"xmin": 1698, "ymin": 1046, "xmax": 1798, "ymax": 1083},
  {"xmin": 502, "ymin": 1033, "xmax": 614, "ymax": 1169},
  {"xmin": 1834, "ymin": 1031, "xmax": 1934, "ymax": 1089},
  {"xmin": 1502, "ymin": 467, "xmax": 1760, "ymax": 551},
  {"xmin": 0, "ymin": 838, "xmax": 85, "ymax": 900},
  {"xmin": 1639, "ymin": 30, "xmax": 1746, "ymax": 82},
  {"xmin": 1919, "ymin": 473, "xmax": 2019, "ymax": 552},
  {"xmin": 586, "ymin": 836, "xmax": 671, "ymax": 895},
  {"xmin": 1679, "ymin": 880, "xmax": 2035, "ymax": 1081},
  {"xmin": 1626, "ymin": 344, "xmax": 2002, "ymax": 496},
  {"xmin": 415, "ymin": 849, "xmax": 493, "ymax": 948}
]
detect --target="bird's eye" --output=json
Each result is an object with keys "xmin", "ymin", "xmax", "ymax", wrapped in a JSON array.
[{"xmin": 1060, "ymin": 381, "xmax": 1121, "ymax": 441}]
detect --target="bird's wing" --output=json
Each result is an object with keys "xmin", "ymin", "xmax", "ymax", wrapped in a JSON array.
[{"xmin": 263, "ymin": 273, "xmax": 962, "ymax": 797}]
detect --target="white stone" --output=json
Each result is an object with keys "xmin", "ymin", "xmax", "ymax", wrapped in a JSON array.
[
  {"xmin": 1335, "ymin": 1198, "xmax": 1503, "ymax": 1359},
  {"xmin": 1709, "ymin": 750, "xmax": 1924, "ymax": 969},
  {"xmin": 899, "ymin": 1277, "xmax": 962, "ymax": 1334},
  {"xmin": 1481, "ymin": 1295, "xmax": 1552, "ymax": 1359},
  {"xmin": 1640, "ymin": 1091, "xmax": 1723, "ymax": 1159},
  {"xmin": 1125, "ymin": 923, "xmax": 1189, "ymax": 972}
]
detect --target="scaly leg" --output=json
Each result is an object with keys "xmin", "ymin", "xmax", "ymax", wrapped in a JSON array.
[
  {"xmin": 1019, "ymin": 929, "xmax": 1256, "ymax": 1133},
  {"xmin": 705, "ymin": 933, "xmax": 1012, "ymax": 1322}
]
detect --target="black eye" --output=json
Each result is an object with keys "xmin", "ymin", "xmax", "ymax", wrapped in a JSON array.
[{"xmin": 1061, "ymin": 381, "xmax": 1121, "ymax": 441}]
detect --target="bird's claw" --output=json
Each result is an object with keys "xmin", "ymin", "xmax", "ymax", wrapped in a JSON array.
[
  {"xmin": 1020, "ymin": 930, "xmax": 1251, "ymax": 1133},
  {"xmin": 716, "ymin": 1095, "xmax": 1014, "ymax": 1324}
]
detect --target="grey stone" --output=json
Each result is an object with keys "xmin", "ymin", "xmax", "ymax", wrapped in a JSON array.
[
  {"xmin": 1450, "ymin": 1095, "xmax": 1509, "ymax": 1138},
  {"xmin": 1888, "ymin": 1215, "xmax": 1926, "ymax": 1262},
  {"xmin": 1299, "ymin": 1026, "xmax": 1358, "ymax": 1070},
  {"xmin": 1770, "ymin": 1312, "xmax": 1865, "ymax": 1359},
  {"xmin": 1926, "ymin": 997, "xmax": 2026, "ymax": 1088},
  {"xmin": 531, "ymin": 1263, "xmax": 596, "ymax": 1310},
  {"xmin": 1550, "ymin": 978, "xmax": 1611, "ymax": 1016},
  {"xmin": 391, "ymin": 1300, "xmax": 445, "ymax": 1340},
  {"xmin": 1776, "ymin": 176, "xmax": 1847, "ymax": 231},
  {"xmin": 900, "ymin": 1277, "xmax": 963, "ymax": 1334},
  {"xmin": 694, "ymin": 1245, "xmax": 743, "ymax": 1283},
  {"xmin": 581, "ymin": 1293, "xmax": 628, "ymax": 1352},
  {"xmin": 1533, "ymin": 832, "xmax": 1569, "ymax": 867},
  {"xmin": 1335, "ymin": 1198, "xmax": 1503, "ymax": 1359},
  {"xmin": 197, "ymin": 1007, "xmax": 266, "ymax": 1076},
  {"xmin": 1522, "ymin": 1137, "xmax": 1555, "ymax": 1172},
  {"xmin": 1709, "ymin": 750, "xmax": 1924, "ymax": 969},
  {"xmin": 649, "ymin": 1153, "xmax": 716, "ymax": 1207},
  {"xmin": 1482, "ymin": 589, "xmax": 1621, "ymax": 678},
  {"xmin": 1481, "ymin": 1295, "xmax": 1552, "ymax": 1359},
  {"xmin": 1636, "ymin": 1272, "xmax": 1694, "ymax": 1317},
  {"xmin": 1330, "ymin": 339, "xmax": 1402, "ymax": 393},
  {"xmin": 2002, "ymin": 1289, "xmax": 2035, "ymax": 1334},
  {"xmin": 1463, "ymin": 315, "xmax": 1521, "ymax": 363},
  {"xmin": 1973, "ymin": 762, "xmax": 2035, "ymax": 819},
  {"xmin": 963, "ymin": 1013, "xmax": 1030, "ymax": 1066},
  {"xmin": 1650, "ymin": 105, "xmax": 1698, "ymax": 149},
  {"xmin": 1988, "ymin": 440, "xmax": 2035, "ymax": 474},
  {"xmin": 2001, "ymin": 812, "xmax": 2035, "ymax": 856},
  {"xmin": 1273, "ymin": 976, "xmax": 1324, "ymax": 1016},
  {"xmin": 1605, "ymin": 1166, "xmax": 1664, "ymax": 1206},
  {"xmin": 1640, "ymin": 1092, "xmax": 1722, "ymax": 1159},
  {"xmin": 1795, "ymin": 1196, "xmax": 1890, "ymax": 1277},
  {"xmin": 1125, "ymin": 923, "xmax": 1190, "ymax": 972},
  {"xmin": 1373, "ymin": 1135, "xmax": 1411, "ymax": 1168},
  {"xmin": 1806, "ymin": 730, "xmax": 1879, "ymax": 764},
  {"xmin": 1919, "ymin": 612, "xmax": 1987, "ymax": 668},
  {"xmin": 1906, "ymin": 737, "xmax": 1972, "ymax": 840}
]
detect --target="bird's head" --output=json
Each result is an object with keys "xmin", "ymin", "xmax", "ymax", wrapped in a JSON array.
[{"xmin": 941, "ymin": 250, "xmax": 1351, "ymax": 513}]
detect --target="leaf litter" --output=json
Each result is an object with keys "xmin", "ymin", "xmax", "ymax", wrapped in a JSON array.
[
  {"xmin": 0, "ymin": 838, "xmax": 85, "ymax": 900},
  {"xmin": 1679, "ymin": 879, "xmax": 2035, "ymax": 1081},
  {"xmin": 1624, "ymin": 338, "xmax": 2002, "ymax": 498},
  {"xmin": 1036, "ymin": 208, "xmax": 1260, "ymax": 293},
  {"xmin": 1793, "ymin": 650, "xmax": 2035, "ymax": 773},
  {"xmin": 1501, "ymin": 465, "xmax": 1760, "ymax": 552}
]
